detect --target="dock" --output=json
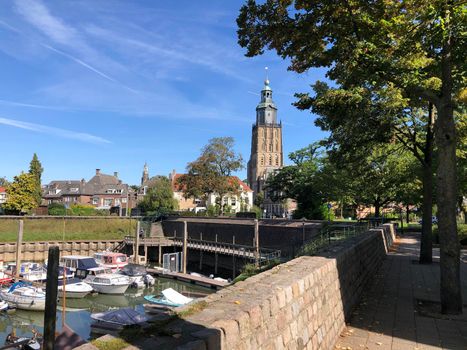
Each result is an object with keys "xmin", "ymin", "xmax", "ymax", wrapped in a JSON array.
[{"xmin": 147, "ymin": 268, "xmax": 229, "ymax": 290}]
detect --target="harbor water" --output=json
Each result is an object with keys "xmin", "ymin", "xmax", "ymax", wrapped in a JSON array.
[{"xmin": 0, "ymin": 277, "xmax": 212, "ymax": 343}]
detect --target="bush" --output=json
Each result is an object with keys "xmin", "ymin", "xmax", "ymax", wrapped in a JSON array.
[{"xmin": 48, "ymin": 203, "xmax": 66, "ymax": 216}]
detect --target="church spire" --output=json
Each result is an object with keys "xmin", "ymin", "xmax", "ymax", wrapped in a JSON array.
[
  {"xmin": 256, "ymin": 74, "xmax": 277, "ymax": 125},
  {"xmin": 141, "ymin": 162, "xmax": 149, "ymax": 186}
]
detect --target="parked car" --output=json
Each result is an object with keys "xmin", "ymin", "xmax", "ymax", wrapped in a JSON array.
[{"xmin": 418, "ymin": 216, "xmax": 438, "ymax": 225}]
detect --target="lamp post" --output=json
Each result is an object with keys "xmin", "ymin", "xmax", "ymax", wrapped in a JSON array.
[{"xmin": 327, "ymin": 203, "xmax": 332, "ymax": 223}]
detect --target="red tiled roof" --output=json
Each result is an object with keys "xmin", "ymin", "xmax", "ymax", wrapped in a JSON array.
[{"xmin": 0, "ymin": 187, "xmax": 5, "ymax": 193}]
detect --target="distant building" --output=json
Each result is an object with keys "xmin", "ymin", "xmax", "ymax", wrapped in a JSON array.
[
  {"xmin": 169, "ymin": 170, "xmax": 253, "ymax": 214},
  {"xmin": 0, "ymin": 187, "xmax": 7, "ymax": 205},
  {"xmin": 247, "ymin": 78, "xmax": 289, "ymax": 217},
  {"xmin": 42, "ymin": 169, "xmax": 137, "ymax": 213}
]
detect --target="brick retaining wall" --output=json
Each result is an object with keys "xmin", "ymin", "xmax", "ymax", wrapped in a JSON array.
[{"xmin": 175, "ymin": 224, "xmax": 395, "ymax": 349}]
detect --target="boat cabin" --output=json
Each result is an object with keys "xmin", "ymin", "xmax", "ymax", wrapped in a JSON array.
[
  {"xmin": 60, "ymin": 255, "xmax": 99, "ymax": 278},
  {"xmin": 94, "ymin": 252, "xmax": 128, "ymax": 272}
]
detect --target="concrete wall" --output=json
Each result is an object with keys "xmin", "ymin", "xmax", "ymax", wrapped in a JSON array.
[
  {"xmin": 174, "ymin": 224, "xmax": 395, "ymax": 349},
  {"xmin": 0, "ymin": 240, "xmax": 120, "ymax": 261},
  {"xmin": 161, "ymin": 217, "xmax": 323, "ymax": 258}
]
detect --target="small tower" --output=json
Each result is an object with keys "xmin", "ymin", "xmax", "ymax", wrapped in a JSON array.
[
  {"xmin": 141, "ymin": 162, "xmax": 149, "ymax": 186},
  {"xmin": 247, "ymin": 75, "xmax": 284, "ymax": 216}
]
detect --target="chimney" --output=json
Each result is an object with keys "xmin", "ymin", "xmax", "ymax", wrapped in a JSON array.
[
  {"xmin": 96, "ymin": 169, "xmax": 101, "ymax": 175},
  {"xmin": 170, "ymin": 169, "xmax": 176, "ymax": 180},
  {"xmin": 114, "ymin": 172, "xmax": 119, "ymax": 178}
]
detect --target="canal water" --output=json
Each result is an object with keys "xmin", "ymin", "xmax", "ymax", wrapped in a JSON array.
[{"xmin": 0, "ymin": 278, "xmax": 212, "ymax": 343}]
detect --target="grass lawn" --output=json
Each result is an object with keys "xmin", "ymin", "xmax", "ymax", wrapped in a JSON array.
[{"xmin": 0, "ymin": 218, "xmax": 137, "ymax": 242}]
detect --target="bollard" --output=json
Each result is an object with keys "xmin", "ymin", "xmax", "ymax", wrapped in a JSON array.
[{"xmin": 43, "ymin": 246, "xmax": 59, "ymax": 350}]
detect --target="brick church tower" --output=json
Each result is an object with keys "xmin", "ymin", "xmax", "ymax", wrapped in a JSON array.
[{"xmin": 247, "ymin": 78, "xmax": 284, "ymax": 216}]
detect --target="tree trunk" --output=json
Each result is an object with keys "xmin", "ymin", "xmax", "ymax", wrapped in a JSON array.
[
  {"xmin": 436, "ymin": 7, "xmax": 462, "ymax": 314},
  {"xmin": 406, "ymin": 204, "xmax": 410, "ymax": 224},
  {"xmin": 374, "ymin": 201, "xmax": 381, "ymax": 218},
  {"xmin": 419, "ymin": 103, "xmax": 434, "ymax": 264}
]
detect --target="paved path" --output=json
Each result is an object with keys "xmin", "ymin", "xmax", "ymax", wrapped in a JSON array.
[{"xmin": 335, "ymin": 233, "xmax": 467, "ymax": 350}]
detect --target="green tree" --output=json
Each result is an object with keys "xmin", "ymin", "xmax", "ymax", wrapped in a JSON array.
[
  {"xmin": 4, "ymin": 173, "xmax": 37, "ymax": 214},
  {"xmin": 266, "ymin": 144, "xmax": 325, "ymax": 219},
  {"xmin": 0, "ymin": 177, "xmax": 9, "ymax": 187},
  {"xmin": 237, "ymin": 0, "xmax": 466, "ymax": 314},
  {"xmin": 178, "ymin": 137, "xmax": 244, "ymax": 214},
  {"xmin": 28, "ymin": 153, "xmax": 43, "ymax": 206},
  {"xmin": 308, "ymin": 83, "xmax": 436, "ymax": 263},
  {"xmin": 138, "ymin": 176, "xmax": 178, "ymax": 214}
]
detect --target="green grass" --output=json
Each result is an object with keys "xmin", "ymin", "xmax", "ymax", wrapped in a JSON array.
[
  {"xmin": 91, "ymin": 337, "xmax": 131, "ymax": 350},
  {"xmin": 0, "ymin": 218, "xmax": 136, "ymax": 241}
]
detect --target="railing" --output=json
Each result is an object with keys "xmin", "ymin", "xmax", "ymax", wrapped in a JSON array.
[
  {"xmin": 297, "ymin": 222, "xmax": 370, "ymax": 257},
  {"xmin": 123, "ymin": 236, "xmax": 281, "ymax": 267}
]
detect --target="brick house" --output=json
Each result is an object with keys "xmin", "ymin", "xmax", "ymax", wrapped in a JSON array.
[{"xmin": 42, "ymin": 169, "xmax": 137, "ymax": 213}]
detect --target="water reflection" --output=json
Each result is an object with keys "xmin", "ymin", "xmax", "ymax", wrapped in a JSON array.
[{"xmin": 0, "ymin": 278, "xmax": 212, "ymax": 343}]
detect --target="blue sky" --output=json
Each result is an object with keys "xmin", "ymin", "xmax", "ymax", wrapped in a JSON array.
[{"xmin": 0, "ymin": 0, "xmax": 328, "ymax": 185}]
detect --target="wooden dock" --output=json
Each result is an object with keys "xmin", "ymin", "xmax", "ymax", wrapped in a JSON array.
[{"xmin": 147, "ymin": 268, "xmax": 229, "ymax": 290}]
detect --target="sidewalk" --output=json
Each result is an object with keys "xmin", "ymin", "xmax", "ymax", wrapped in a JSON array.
[{"xmin": 334, "ymin": 233, "xmax": 467, "ymax": 350}]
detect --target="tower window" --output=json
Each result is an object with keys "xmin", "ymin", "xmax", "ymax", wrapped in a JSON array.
[
  {"xmin": 269, "ymin": 155, "xmax": 272, "ymax": 165},
  {"xmin": 260, "ymin": 156, "xmax": 264, "ymax": 166},
  {"xmin": 276, "ymin": 155, "xmax": 279, "ymax": 166},
  {"xmin": 269, "ymin": 144, "xmax": 273, "ymax": 152}
]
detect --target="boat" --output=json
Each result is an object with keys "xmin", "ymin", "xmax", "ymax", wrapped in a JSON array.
[
  {"xmin": 118, "ymin": 264, "xmax": 155, "ymax": 288},
  {"xmin": 59, "ymin": 255, "xmax": 100, "ymax": 279},
  {"xmin": 4, "ymin": 262, "xmax": 47, "ymax": 282},
  {"xmin": 143, "ymin": 288, "xmax": 193, "ymax": 307},
  {"xmin": 84, "ymin": 267, "xmax": 131, "ymax": 294},
  {"xmin": 90, "ymin": 308, "xmax": 148, "ymax": 335},
  {"xmin": 94, "ymin": 252, "xmax": 128, "ymax": 272},
  {"xmin": 0, "ymin": 300, "xmax": 9, "ymax": 311},
  {"xmin": 0, "ymin": 282, "xmax": 46, "ymax": 311},
  {"xmin": 5, "ymin": 331, "xmax": 42, "ymax": 350},
  {"xmin": 58, "ymin": 278, "xmax": 94, "ymax": 299}
]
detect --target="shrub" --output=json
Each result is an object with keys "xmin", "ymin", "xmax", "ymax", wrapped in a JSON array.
[{"xmin": 48, "ymin": 203, "xmax": 66, "ymax": 216}]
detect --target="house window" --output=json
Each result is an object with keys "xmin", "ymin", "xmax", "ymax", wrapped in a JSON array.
[
  {"xmin": 223, "ymin": 197, "xmax": 228, "ymax": 204},
  {"xmin": 115, "ymin": 198, "xmax": 120, "ymax": 205},
  {"xmin": 70, "ymin": 188, "xmax": 78, "ymax": 192},
  {"xmin": 122, "ymin": 198, "xmax": 127, "ymax": 203},
  {"xmin": 104, "ymin": 199, "xmax": 113, "ymax": 206},
  {"xmin": 92, "ymin": 198, "xmax": 98, "ymax": 205},
  {"xmin": 231, "ymin": 197, "xmax": 237, "ymax": 206}
]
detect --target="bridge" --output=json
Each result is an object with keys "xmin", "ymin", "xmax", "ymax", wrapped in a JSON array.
[{"xmin": 122, "ymin": 236, "xmax": 281, "ymax": 266}]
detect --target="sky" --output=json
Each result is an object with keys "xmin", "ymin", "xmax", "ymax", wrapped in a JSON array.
[{"xmin": 0, "ymin": 0, "xmax": 328, "ymax": 185}]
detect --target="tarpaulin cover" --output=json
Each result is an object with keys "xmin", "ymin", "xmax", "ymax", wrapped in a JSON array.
[{"xmin": 91, "ymin": 308, "xmax": 148, "ymax": 325}]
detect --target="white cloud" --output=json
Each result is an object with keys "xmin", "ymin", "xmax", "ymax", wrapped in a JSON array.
[{"xmin": 0, "ymin": 116, "xmax": 111, "ymax": 144}]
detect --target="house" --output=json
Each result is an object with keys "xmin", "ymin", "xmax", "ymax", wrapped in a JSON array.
[
  {"xmin": 169, "ymin": 171, "xmax": 253, "ymax": 213},
  {"xmin": 42, "ymin": 169, "xmax": 137, "ymax": 214},
  {"xmin": 0, "ymin": 187, "xmax": 7, "ymax": 205}
]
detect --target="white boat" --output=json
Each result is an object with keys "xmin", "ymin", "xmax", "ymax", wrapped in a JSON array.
[
  {"xmin": 0, "ymin": 282, "xmax": 46, "ymax": 311},
  {"xmin": 118, "ymin": 264, "xmax": 155, "ymax": 288},
  {"xmin": 4, "ymin": 263, "xmax": 47, "ymax": 282},
  {"xmin": 84, "ymin": 268, "xmax": 130, "ymax": 295},
  {"xmin": 59, "ymin": 255, "xmax": 100, "ymax": 278},
  {"xmin": 0, "ymin": 300, "xmax": 8, "ymax": 311},
  {"xmin": 58, "ymin": 278, "xmax": 93, "ymax": 299}
]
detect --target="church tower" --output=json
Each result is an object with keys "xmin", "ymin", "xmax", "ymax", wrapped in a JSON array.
[
  {"xmin": 247, "ymin": 78, "xmax": 283, "ymax": 210},
  {"xmin": 141, "ymin": 162, "xmax": 149, "ymax": 186}
]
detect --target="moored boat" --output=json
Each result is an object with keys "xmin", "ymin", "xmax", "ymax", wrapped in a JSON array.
[
  {"xmin": 90, "ymin": 308, "xmax": 148, "ymax": 335},
  {"xmin": 84, "ymin": 268, "xmax": 130, "ymax": 294},
  {"xmin": 144, "ymin": 288, "xmax": 193, "ymax": 308},
  {"xmin": 118, "ymin": 264, "xmax": 155, "ymax": 288},
  {"xmin": 0, "ymin": 282, "xmax": 46, "ymax": 311},
  {"xmin": 94, "ymin": 252, "xmax": 128, "ymax": 272},
  {"xmin": 58, "ymin": 278, "xmax": 94, "ymax": 299}
]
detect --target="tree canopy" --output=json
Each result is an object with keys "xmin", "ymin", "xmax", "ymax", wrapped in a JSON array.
[
  {"xmin": 4, "ymin": 173, "xmax": 37, "ymax": 214},
  {"xmin": 138, "ymin": 176, "xmax": 178, "ymax": 214},
  {"xmin": 178, "ymin": 137, "xmax": 244, "ymax": 213},
  {"xmin": 28, "ymin": 153, "xmax": 43, "ymax": 206},
  {"xmin": 237, "ymin": 0, "xmax": 466, "ymax": 314}
]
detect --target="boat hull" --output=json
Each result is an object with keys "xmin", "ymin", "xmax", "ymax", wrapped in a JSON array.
[
  {"xmin": 58, "ymin": 290, "xmax": 90, "ymax": 299},
  {"xmin": 88, "ymin": 283, "xmax": 129, "ymax": 295},
  {"xmin": 0, "ymin": 293, "xmax": 45, "ymax": 311}
]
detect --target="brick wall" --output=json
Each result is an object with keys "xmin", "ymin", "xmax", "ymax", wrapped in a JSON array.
[{"xmin": 176, "ymin": 224, "xmax": 395, "ymax": 349}]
